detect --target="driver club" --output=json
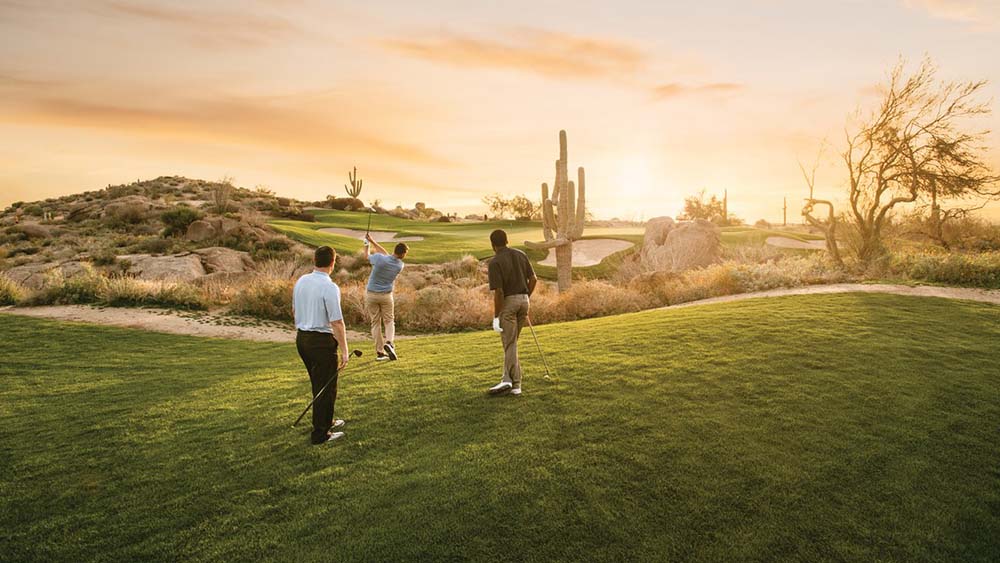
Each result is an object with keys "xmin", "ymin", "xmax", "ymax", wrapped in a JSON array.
[{"xmin": 292, "ymin": 349, "xmax": 363, "ymax": 428}]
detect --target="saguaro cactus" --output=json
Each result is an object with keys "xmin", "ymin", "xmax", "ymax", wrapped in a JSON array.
[
  {"xmin": 345, "ymin": 166, "xmax": 363, "ymax": 199},
  {"xmin": 525, "ymin": 130, "xmax": 586, "ymax": 292}
]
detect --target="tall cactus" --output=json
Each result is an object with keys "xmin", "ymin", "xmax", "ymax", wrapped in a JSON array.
[
  {"xmin": 525, "ymin": 130, "xmax": 586, "ymax": 292},
  {"xmin": 345, "ymin": 166, "xmax": 363, "ymax": 199}
]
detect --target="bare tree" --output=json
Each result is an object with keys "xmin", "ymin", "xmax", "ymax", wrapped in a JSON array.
[
  {"xmin": 213, "ymin": 176, "xmax": 235, "ymax": 214},
  {"xmin": 799, "ymin": 152, "xmax": 845, "ymax": 268},
  {"xmin": 842, "ymin": 59, "xmax": 999, "ymax": 265}
]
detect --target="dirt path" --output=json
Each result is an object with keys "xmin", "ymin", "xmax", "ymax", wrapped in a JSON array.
[
  {"xmin": 3, "ymin": 284, "xmax": 996, "ymax": 343},
  {"xmin": 0, "ymin": 305, "xmax": 373, "ymax": 343},
  {"xmin": 665, "ymin": 283, "xmax": 1000, "ymax": 310},
  {"xmin": 765, "ymin": 236, "xmax": 827, "ymax": 250}
]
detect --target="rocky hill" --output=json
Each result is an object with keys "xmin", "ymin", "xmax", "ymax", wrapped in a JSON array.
[{"xmin": 0, "ymin": 176, "xmax": 318, "ymax": 288}]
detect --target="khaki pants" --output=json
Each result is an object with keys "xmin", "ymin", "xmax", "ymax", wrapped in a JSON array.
[
  {"xmin": 500, "ymin": 294, "xmax": 529, "ymax": 389},
  {"xmin": 365, "ymin": 290, "xmax": 395, "ymax": 353}
]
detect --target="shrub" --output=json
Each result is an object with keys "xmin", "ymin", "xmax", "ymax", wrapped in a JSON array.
[
  {"xmin": 29, "ymin": 266, "xmax": 108, "ymax": 305},
  {"xmin": 135, "ymin": 237, "xmax": 173, "ymax": 254},
  {"xmin": 0, "ymin": 276, "xmax": 26, "ymax": 305},
  {"xmin": 161, "ymin": 206, "xmax": 203, "ymax": 237},
  {"xmin": 91, "ymin": 249, "xmax": 119, "ymax": 266},
  {"xmin": 892, "ymin": 251, "xmax": 1000, "ymax": 288},
  {"xmin": 229, "ymin": 279, "xmax": 294, "ymax": 321}
]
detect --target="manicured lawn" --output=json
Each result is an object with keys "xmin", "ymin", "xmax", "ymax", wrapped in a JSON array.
[
  {"xmin": 720, "ymin": 226, "xmax": 825, "ymax": 246},
  {"xmin": 2, "ymin": 294, "xmax": 998, "ymax": 561},
  {"xmin": 269, "ymin": 209, "xmax": 642, "ymax": 267}
]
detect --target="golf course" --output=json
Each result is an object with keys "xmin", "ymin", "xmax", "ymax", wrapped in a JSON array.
[{"xmin": 2, "ymin": 293, "xmax": 998, "ymax": 562}]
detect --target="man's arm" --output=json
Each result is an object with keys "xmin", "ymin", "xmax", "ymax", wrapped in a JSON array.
[
  {"xmin": 493, "ymin": 287, "xmax": 504, "ymax": 318},
  {"xmin": 331, "ymin": 319, "xmax": 349, "ymax": 368},
  {"xmin": 365, "ymin": 234, "xmax": 388, "ymax": 255},
  {"xmin": 527, "ymin": 274, "xmax": 538, "ymax": 296}
]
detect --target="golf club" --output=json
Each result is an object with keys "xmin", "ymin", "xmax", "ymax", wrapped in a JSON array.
[
  {"xmin": 292, "ymin": 349, "xmax": 363, "ymax": 428},
  {"xmin": 526, "ymin": 316, "xmax": 553, "ymax": 379},
  {"xmin": 365, "ymin": 207, "xmax": 373, "ymax": 236}
]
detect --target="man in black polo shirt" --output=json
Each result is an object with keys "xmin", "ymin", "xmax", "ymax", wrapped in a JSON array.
[{"xmin": 486, "ymin": 229, "xmax": 538, "ymax": 396}]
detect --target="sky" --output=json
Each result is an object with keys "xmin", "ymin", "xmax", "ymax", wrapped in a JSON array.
[{"xmin": 1, "ymin": 0, "xmax": 999, "ymax": 221}]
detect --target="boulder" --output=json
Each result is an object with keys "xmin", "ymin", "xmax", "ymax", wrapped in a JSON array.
[
  {"xmin": 640, "ymin": 217, "xmax": 720, "ymax": 272},
  {"xmin": 102, "ymin": 195, "xmax": 157, "ymax": 222},
  {"xmin": 185, "ymin": 220, "xmax": 218, "ymax": 242},
  {"xmin": 118, "ymin": 253, "xmax": 206, "ymax": 282},
  {"xmin": 194, "ymin": 247, "xmax": 255, "ymax": 274},
  {"xmin": 12, "ymin": 223, "xmax": 51, "ymax": 239},
  {"xmin": 1, "ymin": 261, "xmax": 89, "ymax": 289},
  {"xmin": 207, "ymin": 217, "xmax": 240, "ymax": 236}
]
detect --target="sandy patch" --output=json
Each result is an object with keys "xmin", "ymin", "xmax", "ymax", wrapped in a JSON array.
[
  {"xmin": 318, "ymin": 228, "xmax": 424, "ymax": 242},
  {"xmin": 0, "ymin": 305, "xmax": 372, "ymax": 343},
  {"xmin": 665, "ymin": 283, "xmax": 1000, "ymax": 310},
  {"xmin": 765, "ymin": 236, "xmax": 827, "ymax": 250},
  {"xmin": 538, "ymin": 239, "xmax": 634, "ymax": 267}
]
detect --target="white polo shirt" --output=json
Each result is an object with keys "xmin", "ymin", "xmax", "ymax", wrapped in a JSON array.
[{"xmin": 292, "ymin": 271, "xmax": 344, "ymax": 333}]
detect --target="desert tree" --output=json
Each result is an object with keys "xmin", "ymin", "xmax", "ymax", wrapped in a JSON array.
[
  {"xmin": 799, "ymin": 151, "xmax": 845, "ymax": 268},
  {"xmin": 840, "ymin": 58, "xmax": 998, "ymax": 264}
]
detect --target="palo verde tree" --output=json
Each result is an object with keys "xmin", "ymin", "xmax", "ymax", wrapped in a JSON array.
[{"xmin": 837, "ymin": 58, "xmax": 998, "ymax": 265}]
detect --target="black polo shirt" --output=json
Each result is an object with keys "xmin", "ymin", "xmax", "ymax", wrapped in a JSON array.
[{"xmin": 488, "ymin": 247, "xmax": 535, "ymax": 296}]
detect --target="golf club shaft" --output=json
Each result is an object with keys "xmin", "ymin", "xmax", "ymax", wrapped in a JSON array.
[
  {"xmin": 293, "ymin": 349, "xmax": 362, "ymax": 427},
  {"xmin": 526, "ymin": 316, "xmax": 553, "ymax": 379}
]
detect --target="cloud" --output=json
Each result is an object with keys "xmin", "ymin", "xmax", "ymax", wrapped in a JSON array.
[
  {"xmin": 902, "ymin": 0, "xmax": 1000, "ymax": 29},
  {"xmin": 651, "ymin": 82, "xmax": 744, "ymax": 100},
  {"xmin": 0, "ymin": 86, "xmax": 452, "ymax": 167},
  {"xmin": 380, "ymin": 28, "xmax": 645, "ymax": 80}
]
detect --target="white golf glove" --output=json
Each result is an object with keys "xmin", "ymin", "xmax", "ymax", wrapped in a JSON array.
[{"xmin": 492, "ymin": 317, "xmax": 503, "ymax": 333}]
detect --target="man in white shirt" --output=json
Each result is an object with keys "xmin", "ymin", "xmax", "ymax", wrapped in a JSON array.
[{"xmin": 292, "ymin": 246, "xmax": 351, "ymax": 445}]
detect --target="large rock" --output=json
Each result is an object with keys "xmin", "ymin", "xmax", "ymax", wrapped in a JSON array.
[
  {"xmin": 640, "ymin": 217, "xmax": 720, "ymax": 272},
  {"xmin": 102, "ymin": 195, "xmax": 157, "ymax": 222},
  {"xmin": 207, "ymin": 217, "xmax": 240, "ymax": 235},
  {"xmin": 1, "ymin": 261, "xmax": 89, "ymax": 289},
  {"xmin": 12, "ymin": 223, "xmax": 51, "ymax": 239},
  {"xmin": 185, "ymin": 220, "xmax": 218, "ymax": 242},
  {"xmin": 118, "ymin": 253, "xmax": 206, "ymax": 282},
  {"xmin": 194, "ymin": 247, "xmax": 255, "ymax": 274}
]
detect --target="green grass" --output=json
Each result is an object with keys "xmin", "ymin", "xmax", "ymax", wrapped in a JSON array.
[
  {"xmin": 270, "ymin": 209, "xmax": 642, "ymax": 267},
  {"xmin": 2, "ymin": 294, "xmax": 999, "ymax": 561}
]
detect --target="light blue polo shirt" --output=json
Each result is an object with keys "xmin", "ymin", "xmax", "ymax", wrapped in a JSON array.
[
  {"xmin": 367, "ymin": 254, "xmax": 404, "ymax": 293},
  {"xmin": 292, "ymin": 271, "xmax": 343, "ymax": 333}
]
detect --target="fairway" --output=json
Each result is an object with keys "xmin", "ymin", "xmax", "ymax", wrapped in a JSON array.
[
  {"xmin": 2, "ymin": 294, "xmax": 999, "ymax": 561},
  {"xmin": 269, "ymin": 209, "xmax": 643, "ymax": 267}
]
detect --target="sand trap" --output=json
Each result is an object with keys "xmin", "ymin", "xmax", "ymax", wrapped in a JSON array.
[
  {"xmin": 318, "ymin": 228, "xmax": 424, "ymax": 242},
  {"xmin": 765, "ymin": 236, "xmax": 827, "ymax": 250},
  {"xmin": 538, "ymin": 239, "xmax": 634, "ymax": 268}
]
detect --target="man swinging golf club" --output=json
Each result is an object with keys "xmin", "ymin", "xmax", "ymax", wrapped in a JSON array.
[
  {"xmin": 487, "ymin": 229, "xmax": 537, "ymax": 396},
  {"xmin": 364, "ymin": 233, "xmax": 407, "ymax": 361},
  {"xmin": 293, "ymin": 246, "xmax": 351, "ymax": 445}
]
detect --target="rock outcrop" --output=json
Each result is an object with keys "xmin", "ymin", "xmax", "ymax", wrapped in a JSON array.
[
  {"xmin": 640, "ymin": 217, "xmax": 720, "ymax": 272},
  {"xmin": 118, "ymin": 253, "xmax": 207, "ymax": 282},
  {"xmin": 194, "ymin": 247, "xmax": 254, "ymax": 274}
]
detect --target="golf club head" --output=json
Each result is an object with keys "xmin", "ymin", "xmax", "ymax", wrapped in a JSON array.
[{"xmin": 352, "ymin": 349, "xmax": 363, "ymax": 357}]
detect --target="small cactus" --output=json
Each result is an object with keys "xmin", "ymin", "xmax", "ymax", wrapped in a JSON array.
[
  {"xmin": 525, "ymin": 130, "xmax": 587, "ymax": 292},
  {"xmin": 345, "ymin": 167, "xmax": 363, "ymax": 199}
]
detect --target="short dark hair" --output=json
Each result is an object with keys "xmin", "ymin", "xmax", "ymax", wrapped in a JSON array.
[
  {"xmin": 490, "ymin": 229, "xmax": 508, "ymax": 248},
  {"xmin": 314, "ymin": 246, "xmax": 336, "ymax": 268},
  {"xmin": 394, "ymin": 243, "xmax": 409, "ymax": 256}
]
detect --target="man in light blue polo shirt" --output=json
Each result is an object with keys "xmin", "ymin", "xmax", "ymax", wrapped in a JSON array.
[
  {"xmin": 364, "ymin": 233, "xmax": 407, "ymax": 361},
  {"xmin": 293, "ymin": 246, "xmax": 351, "ymax": 445}
]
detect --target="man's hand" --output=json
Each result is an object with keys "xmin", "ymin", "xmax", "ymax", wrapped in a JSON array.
[
  {"xmin": 492, "ymin": 317, "xmax": 503, "ymax": 333},
  {"xmin": 339, "ymin": 349, "xmax": 350, "ymax": 370}
]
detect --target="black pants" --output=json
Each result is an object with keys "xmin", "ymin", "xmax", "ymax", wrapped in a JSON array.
[{"xmin": 296, "ymin": 330, "xmax": 339, "ymax": 444}]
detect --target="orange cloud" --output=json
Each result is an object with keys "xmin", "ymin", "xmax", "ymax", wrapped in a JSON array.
[
  {"xmin": 380, "ymin": 28, "xmax": 645, "ymax": 80},
  {"xmin": 102, "ymin": 1, "xmax": 302, "ymax": 47},
  {"xmin": 903, "ymin": 0, "xmax": 1000, "ymax": 29},
  {"xmin": 651, "ymin": 82, "xmax": 744, "ymax": 100},
  {"xmin": 0, "ymin": 86, "xmax": 452, "ymax": 167}
]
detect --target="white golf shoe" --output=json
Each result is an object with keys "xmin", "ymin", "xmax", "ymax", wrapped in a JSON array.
[
  {"xmin": 488, "ymin": 381, "xmax": 513, "ymax": 395},
  {"xmin": 510, "ymin": 388, "xmax": 522, "ymax": 396}
]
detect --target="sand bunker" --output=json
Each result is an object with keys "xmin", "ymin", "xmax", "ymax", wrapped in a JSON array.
[
  {"xmin": 318, "ymin": 228, "xmax": 424, "ymax": 242},
  {"xmin": 538, "ymin": 239, "xmax": 634, "ymax": 268},
  {"xmin": 765, "ymin": 236, "xmax": 827, "ymax": 250}
]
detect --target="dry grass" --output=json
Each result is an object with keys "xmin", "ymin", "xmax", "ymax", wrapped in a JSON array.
[{"xmin": 0, "ymin": 276, "xmax": 26, "ymax": 305}]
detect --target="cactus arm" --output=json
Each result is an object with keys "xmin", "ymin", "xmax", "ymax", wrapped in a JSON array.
[
  {"xmin": 566, "ymin": 180, "xmax": 576, "ymax": 238},
  {"xmin": 574, "ymin": 167, "xmax": 586, "ymax": 238},
  {"xmin": 541, "ymin": 183, "xmax": 554, "ymax": 241}
]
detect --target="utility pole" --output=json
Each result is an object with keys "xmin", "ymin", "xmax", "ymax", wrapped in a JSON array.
[
  {"xmin": 723, "ymin": 189, "xmax": 728, "ymax": 225},
  {"xmin": 783, "ymin": 197, "xmax": 787, "ymax": 227}
]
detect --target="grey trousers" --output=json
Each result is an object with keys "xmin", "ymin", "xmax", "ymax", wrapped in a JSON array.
[{"xmin": 500, "ymin": 294, "xmax": 529, "ymax": 389}]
